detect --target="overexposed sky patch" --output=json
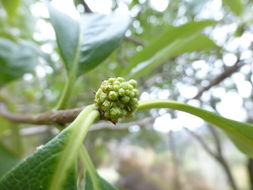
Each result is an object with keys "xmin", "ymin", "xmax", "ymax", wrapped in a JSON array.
[
  {"xmin": 149, "ymin": 0, "xmax": 169, "ymax": 12},
  {"xmin": 216, "ymin": 91, "xmax": 247, "ymax": 121}
]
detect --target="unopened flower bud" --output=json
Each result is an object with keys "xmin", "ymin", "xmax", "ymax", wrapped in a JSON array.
[{"xmin": 94, "ymin": 77, "xmax": 139, "ymax": 123}]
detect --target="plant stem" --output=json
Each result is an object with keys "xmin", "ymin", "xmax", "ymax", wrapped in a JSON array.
[
  {"xmin": 55, "ymin": 73, "xmax": 76, "ymax": 110},
  {"xmin": 55, "ymin": 23, "xmax": 82, "ymax": 110},
  {"xmin": 80, "ymin": 145, "xmax": 101, "ymax": 190},
  {"xmin": 48, "ymin": 105, "xmax": 99, "ymax": 190}
]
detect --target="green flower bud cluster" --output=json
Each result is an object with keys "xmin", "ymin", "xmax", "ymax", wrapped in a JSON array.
[{"xmin": 95, "ymin": 77, "xmax": 139, "ymax": 123}]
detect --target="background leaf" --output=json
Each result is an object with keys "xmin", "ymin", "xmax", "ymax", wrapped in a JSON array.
[
  {"xmin": 1, "ymin": 0, "xmax": 20, "ymax": 18},
  {"xmin": 121, "ymin": 20, "xmax": 217, "ymax": 76},
  {"xmin": 222, "ymin": 0, "xmax": 244, "ymax": 16},
  {"xmin": 0, "ymin": 38, "xmax": 38, "ymax": 85},
  {"xmin": 48, "ymin": 4, "xmax": 80, "ymax": 73},
  {"xmin": 0, "ymin": 128, "xmax": 77, "ymax": 190},
  {"xmin": 85, "ymin": 172, "xmax": 118, "ymax": 190},
  {"xmin": 138, "ymin": 100, "xmax": 253, "ymax": 158},
  {"xmin": 0, "ymin": 118, "xmax": 11, "ymax": 138},
  {"xmin": 78, "ymin": 13, "xmax": 131, "ymax": 76},
  {"xmin": 128, "ymin": 34, "xmax": 218, "ymax": 78}
]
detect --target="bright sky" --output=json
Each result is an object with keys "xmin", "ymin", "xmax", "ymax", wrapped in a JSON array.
[{"xmin": 29, "ymin": 0, "xmax": 252, "ymax": 133}]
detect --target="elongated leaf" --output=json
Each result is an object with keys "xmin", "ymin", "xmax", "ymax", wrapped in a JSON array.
[
  {"xmin": 128, "ymin": 34, "xmax": 218, "ymax": 78},
  {"xmin": 0, "ymin": 143, "xmax": 20, "ymax": 178},
  {"xmin": 0, "ymin": 105, "xmax": 98, "ymax": 190},
  {"xmin": 78, "ymin": 13, "xmax": 130, "ymax": 76},
  {"xmin": 222, "ymin": 0, "xmax": 244, "ymax": 16},
  {"xmin": 122, "ymin": 20, "xmax": 217, "ymax": 75},
  {"xmin": 85, "ymin": 172, "xmax": 118, "ymax": 190},
  {"xmin": 138, "ymin": 100, "xmax": 253, "ymax": 157},
  {"xmin": 0, "ymin": 128, "xmax": 77, "ymax": 190},
  {"xmin": 48, "ymin": 4, "xmax": 80, "ymax": 73},
  {"xmin": 0, "ymin": 38, "xmax": 38, "ymax": 85}
]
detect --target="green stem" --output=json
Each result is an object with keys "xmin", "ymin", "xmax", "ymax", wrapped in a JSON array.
[
  {"xmin": 48, "ymin": 105, "xmax": 99, "ymax": 190},
  {"xmin": 80, "ymin": 145, "xmax": 101, "ymax": 190},
  {"xmin": 55, "ymin": 23, "xmax": 82, "ymax": 110},
  {"xmin": 55, "ymin": 74, "xmax": 76, "ymax": 110}
]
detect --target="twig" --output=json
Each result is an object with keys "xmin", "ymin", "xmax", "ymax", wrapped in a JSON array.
[
  {"xmin": 184, "ymin": 127, "xmax": 218, "ymax": 159},
  {"xmin": 0, "ymin": 103, "xmax": 83, "ymax": 125},
  {"xmin": 193, "ymin": 61, "xmax": 244, "ymax": 99},
  {"xmin": 18, "ymin": 117, "xmax": 156, "ymax": 136},
  {"xmin": 207, "ymin": 126, "xmax": 223, "ymax": 156},
  {"xmin": 0, "ymin": 101, "xmax": 156, "ymax": 130},
  {"xmin": 185, "ymin": 127, "xmax": 239, "ymax": 190},
  {"xmin": 124, "ymin": 36, "xmax": 144, "ymax": 46},
  {"xmin": 81, "ymin": 0, "xmax": 92, "ymax": 13}
]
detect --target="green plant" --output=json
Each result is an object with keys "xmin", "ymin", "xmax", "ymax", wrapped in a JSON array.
[
  {"xmin": 1, "ymin": 75, "xmax": 253, "ymax": 190},
  {"xmin": 95, "ymin": 77, "xmax": 139, "ymax": 123},
  {"xmin": 0, "ymin": 0, "xmax": 252, "ymax": 190}
]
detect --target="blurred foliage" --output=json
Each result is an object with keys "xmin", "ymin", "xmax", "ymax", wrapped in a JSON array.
[
  {"xmin": 0, "ymin": 143, "xmax": 20, "ymax": 178},
  {"xmin": 0, "ymin": 0, "xmax": 253, "ymax": 189}
]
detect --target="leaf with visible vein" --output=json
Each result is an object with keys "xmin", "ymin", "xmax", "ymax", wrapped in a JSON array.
[
  {"xmin": 122, "ymin": 20, "xmax": 217, "ymax": 76},
  {"xmin": 128, "ymin": 34, "xmax": 218, "ymax": 78},
  {"xmin": 48, "ymin": 4, "xmax": 81, "ymax": 73},
  {"xmin": 78, "ymin": 13, "xmax": 131, "ymax": 75}
]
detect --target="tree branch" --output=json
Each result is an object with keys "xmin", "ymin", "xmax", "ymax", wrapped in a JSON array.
[
  {"xmin": 193, "ymin": 61, "xmax": 244, "ymax": 99},
  {"xmin": 207, "ymin": 125, "xmax": 223, "ymax": 155},
  {"xmin": 185, "ymin": 127, "xmax": 239, "ymax": 190},
  {"xmin": 81, "ymin": 0, "xmax": 92, "ymax": 13},
  {"xmin": 0, "ymin": 101, "xmax": 156, "ymax": 131},
  {"xmin": 184, "ymin": 127, "xmax": 218, "ymax": 159},
  {"xmin": 124, "ymin": 36, "xmax": 144, "ymax": 46},
  {"xmin": 0, "ymin": 103, "xmax": 83, "ymax": 125}
]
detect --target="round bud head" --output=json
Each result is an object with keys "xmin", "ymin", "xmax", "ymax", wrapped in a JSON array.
[
  {"xmin": 118, "ymin": 88, "xmax": 125, "ymax": 96},
  {"xmin": 117, "ymin": 77, "xmax": 125, "ymax": 82},
  {"xmin": 109, "ymin": 91, "xmax": 118, "ymax": 101},
  {"xmin": 95, "ymin": 77, "xmax": 139, "ymax": 123},
  {"xmin": 113, "ymin": 84, "xmax": 120, "ymax": 91},
  {"xmin": 121, "ymin": 96, "xmax": 130, "ymax": 103},
  {"xmin": 129, "ymin": 79, "xmax": 137, "ymax": 88}
]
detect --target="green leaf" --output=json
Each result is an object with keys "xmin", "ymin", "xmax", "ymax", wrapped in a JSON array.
[
  {"xmin": 0, "ymin": 128, "xmax": 77, "ymax": 190},
  {"xmin": 138, "ymin": 100, "xmax": 253, "ymax": 158},
  {"xmin": 1, "ymin": 0, "xmax": 20, "ymax": 18},
  {"xmin": 0, "ymin": 143, "xmax": 20, "ymax": 178},
  {"xmin": 0, "ymin": 38, "xmax": 38, "ymax": 86},
  {"xmin": 78, "ymin": 13, "xmax": 131, "ymax": 76},
  {"xmin": 222, "ymin": 0, "xmax": 244, "ymax": 16},
  {"xmin": 122, "ymin": 20, "xmax": 217, "ymax": 76},
  {"xmin": 85, "ymin": 172, "xmax": 118, "ymax": 190},
  {"xmin": 128, "ymin": 34, "xmax": 218, "ymax": 78},
  {"xmin": 0, "ymin": 105, "xmax": 99, "ymax": 190},
  {"xmin": 48, "ymin": 4, "xmax": 81, "ymax": 74}
]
